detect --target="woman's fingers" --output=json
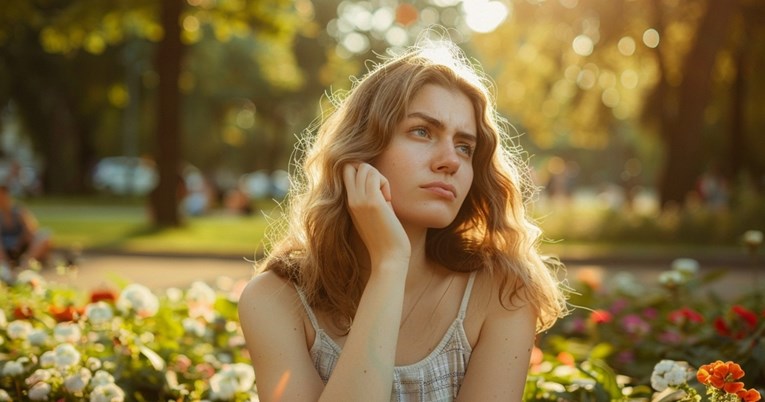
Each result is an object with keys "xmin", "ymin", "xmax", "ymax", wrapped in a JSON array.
[
  {"xmin": 344, "ymin": 163, "xmax": 387, "ymax": 205},
  {"xmin": 342, "ymin": 162, "xmax": 409, "ymax": 262}
]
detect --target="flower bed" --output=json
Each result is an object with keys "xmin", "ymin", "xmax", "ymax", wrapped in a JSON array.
[
  {"xmin": 529, "ymin": 255, "xmax": 764, "ymax": 401},
  {"xmin": 0, "ymin": 267, "xmax": 255, "ymax": 401},
  {"xmin": 1, "ymin": 251, "xmax": 763, "ymax": 401}
]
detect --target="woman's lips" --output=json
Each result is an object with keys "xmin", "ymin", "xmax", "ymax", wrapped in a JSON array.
[{"xmin": 420, "ymin": 182, "xmax": 457, "ymax": 200}]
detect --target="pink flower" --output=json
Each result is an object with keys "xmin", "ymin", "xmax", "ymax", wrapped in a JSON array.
[{"xmin": 621, "ymin": 314, "xmax": 650, "ymax": 336}]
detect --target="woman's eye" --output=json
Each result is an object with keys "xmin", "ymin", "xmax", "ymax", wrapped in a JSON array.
[
  {"xmin": 411, "ymin": 128, "xmax": 429, "ymax": 137},
  {"xmin": 456, "ymin": 144, "xmax": 474, "ymax": 157}
]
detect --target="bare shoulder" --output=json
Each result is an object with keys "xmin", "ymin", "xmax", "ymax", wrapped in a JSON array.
[
  {"xmin": 465, "ymin": 269, "xmax": 537, "ymax": 337},
  {"xmin": 458, "ymin": 269, "xmax": 537, "ymax": 401},
  {"xmin": 238, "ymin": 270, "xmax": 307, "ymax": 347},
  {"xmin": 238, "ymin": 270, "xmax": 300, "ymax": 318},
  {"xmin": 238, "ymin": 271, "xmax": 326, "ymax": 400}
]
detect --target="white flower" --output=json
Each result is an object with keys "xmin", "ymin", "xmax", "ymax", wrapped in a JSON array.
[
  {"xmin": 183, "ymin": 317, "xmax": 207, "ymax": 337},
  {"xmin": 610, "ymin": 272, "xmax": 644, "ymax": 297},
  {"xmin": 86, "ymin": 357, "xmax": 102, "ymax": 371},
  {"xmin": 671, "ymin": 258, "xmax": 699, "ymax": 277},
  {"xmin": 0, "ymin": 309, "xmax": 7, "ymax": 329},
  {"xmin": 90, "ymin": 370, "xmax": 115, "ymax": 388},
  {"xmin": 0, "ymin": 263, "xmax": 12, "ymax": 284},
  {"xmin": 0, "ymin": 389, "xmax": 11, "ymax": 401},
  {"xmin": 89, "ymin": 383, "xmax": 125, "ymax": 402},
  {"xmin": 54, "ymin": 322, "xmax": 82, "ymax": 343},
  {"xmin": 209, "ymin": 363, "xmax": 256, "ymax": 400},
  {"xmin": 651, "ymin": 360, "xmax": 692, "ymax": 392},
  {"xmin": 187, "ymin": 281, "xmax": 216, "ymax": 305},
  {"xmin": 15, "ymin": 269, "xmax": 46, "ymax": 288},
  {"xmin": 744, "ymin": 230, "xmax": 763, "ymax": 247},
  {"xmin": 187, "ymin": 281, "xmax": 216, "ymax": 321},
  {"xmin": 25, "ymin": 369, "xmax": 52, "ymax": 386},
  {"xmin": 54, "ymin": 343, "xmax": 81, "ymax": 370},
  {"xmin": 64, "ymin": 368, "xmax": 92, "ymax": 393},
  {"xmin": 658, "ymin": 270, "xmax": 684, "ymax": 287},
  {"xmin": 85, "ymin": 302, "xmax": 114, "ymax": 325},
  {"xmin": 165, "ymin": 287, "xmax": 183, "ymax": 303},
  {"xmin": 7, "ymin": 320, "xmax": 33, "ymax": 340},
  {"xmin": 2, "ymin": 359, "xmax": 24, "ymax": 376},
  {"xmin": 39, "ymin": 351, "xmax": 56, "ymax": 368},
  {"xmin": 29, "ymin": 329, "xmax": 49, "ymax": 346},
  {"xmin": 117, "ymin": 284, "xmax": 159, "ymax": 317},
  {"xmin": 28, "ymin": 381, "xmax": 51, "ymax": 401}
]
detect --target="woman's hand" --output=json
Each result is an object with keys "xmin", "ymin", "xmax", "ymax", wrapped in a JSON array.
[{"xmin": 343, "ymin": 163, "xmax": 410, "ymax": 267}]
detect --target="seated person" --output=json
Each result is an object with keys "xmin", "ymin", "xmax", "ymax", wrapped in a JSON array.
[{"xmin": 0, "ymin": 185, "xmax": 52, "ymax": 269}]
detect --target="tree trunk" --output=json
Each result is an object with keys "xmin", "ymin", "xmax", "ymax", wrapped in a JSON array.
[
  {"xmin": 152, "ymin": 0, "xmax": 184, "ymax": 227},
  {"xmin": 728, "ymin": 35, "xmax": 746, "ymax": 184},
  {"xmin": 657, "ymin": 0, "xmax": 738, "ymax": 208}
]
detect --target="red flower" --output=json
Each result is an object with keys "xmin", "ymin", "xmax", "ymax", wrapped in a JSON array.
[
  {"xmin": 716, "ymin": 305, "xmax": 760, "ymax": 339},
  {"xmin": 590, "ymin": 309, "xmax": 612, "ymax": 324},
  {"xmin": 732, "ymin": 305, "xmax": 758, "ymax": 328},
  {"xmin": 714, "ymin": 317, "xmax": 731, "ymax": 337},
  {"xmin": 90, "ymin": 289, "xmax": 117, "ymax": 303},
  {"xmin": 668, "ymin": 307, "xmax": 705, "ymax": 325},
  {"xmin": 13, "ymin": 305, "xmax": 33, "ymax": 319}
]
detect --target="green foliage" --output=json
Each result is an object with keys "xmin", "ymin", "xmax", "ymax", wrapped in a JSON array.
[{"xmin": 537, "ymin": 190, "xmax": 765, "ymax": 246}]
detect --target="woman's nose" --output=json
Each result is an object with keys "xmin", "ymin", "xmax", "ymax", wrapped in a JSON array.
[{"xmin": 431, "ymin": 142, "xmax": 460, "ymax": 174}]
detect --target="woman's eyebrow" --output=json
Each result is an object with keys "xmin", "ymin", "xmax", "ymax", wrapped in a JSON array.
[{"xmin": 407, "ymin": 112, "xmax": 477, "ymax": 143}]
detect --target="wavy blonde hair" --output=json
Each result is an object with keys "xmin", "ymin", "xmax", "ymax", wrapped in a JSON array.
[{"xmin": 260, "ymin": 40, "xmax": 568, "ymax": 332}]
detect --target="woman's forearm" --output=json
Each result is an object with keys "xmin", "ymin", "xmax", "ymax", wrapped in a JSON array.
[{"xmin": 319, "ymin": 260, "xmax": 407, "ymax": 402}]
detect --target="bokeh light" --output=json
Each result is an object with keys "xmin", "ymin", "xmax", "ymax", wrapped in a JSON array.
[
  {"xmin": 462, "ymin": 0, "xmax": 510, "ymax": 34},
  {"xmin": 572, "ymin": 35, "xmax": 594, "ymax": 56},
  {"xmin": 617, "ymin": 36, "xmax": 636, "ymax": 56},
  {"xmin": 642, "ymin": 28, "xmax": 660, "ymax": 48}
]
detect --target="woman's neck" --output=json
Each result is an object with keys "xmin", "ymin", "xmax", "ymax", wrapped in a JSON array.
[{"xmin": 403, "ymin": 226, "xmax": 436, "ymax": 287}]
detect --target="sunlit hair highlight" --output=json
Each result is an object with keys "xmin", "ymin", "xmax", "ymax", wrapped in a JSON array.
[{"xmin": 260, "ymin": 39, "xmax": 568, "ymax": 333}]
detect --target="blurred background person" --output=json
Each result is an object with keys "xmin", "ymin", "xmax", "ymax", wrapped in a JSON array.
[{"xmin": 0, "ymin": 184, "xmax": 52, "ymax": 270}]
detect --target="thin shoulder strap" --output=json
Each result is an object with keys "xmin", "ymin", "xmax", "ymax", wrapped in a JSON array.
[
  {"xmin": 294, "ymin": 286, "xmax": 322, "ymax": 331},
  {"xmin": 457, "ymin": 271, "xmax": 478, "ymax": 319}
]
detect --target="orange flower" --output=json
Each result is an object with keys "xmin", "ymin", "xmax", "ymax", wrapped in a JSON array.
[
  {"xmin": 738, "ymin": 388, "xmax": 762, "ymax": 402},
  {"xmin": 697, "ymin": 360, "xmax": 750, "ymax": 394},
  {"xmin": 557, "ymin": 351, "xmax": 575, "ymax": 367},
  {"xmin": 528, "ymin": 346, "xmax": 544, "ymax": 372},
  {"xmin": 723, "ymin": 381, "xmax": 745, "ymax": 394},
  {"xmin": 48, "ymin": 305, "xmax": 83, "ymax": 322}
]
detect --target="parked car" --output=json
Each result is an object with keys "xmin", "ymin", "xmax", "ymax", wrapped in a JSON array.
[
  {"xmin": 239, "ymin": 169, "xmax": 290, "ymax": 200},
  {"xmin": 92, "ymin": 156, "xmax": 158, "ymax": 195}
]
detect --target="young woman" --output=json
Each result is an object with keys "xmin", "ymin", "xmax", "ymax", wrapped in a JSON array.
[{"xmin": 238, "ymin": 40, "xmax": 568, "ymax": 402}]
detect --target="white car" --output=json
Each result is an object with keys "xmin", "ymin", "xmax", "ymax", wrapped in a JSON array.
[{"xmin": 92, "ymin": 157, "xmax": 158, "ymax": 195}]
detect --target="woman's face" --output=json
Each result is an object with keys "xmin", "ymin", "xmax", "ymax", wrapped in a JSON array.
[{"xmin": 373, "ymin": 83, "xmax": 476, "ymax": 230}]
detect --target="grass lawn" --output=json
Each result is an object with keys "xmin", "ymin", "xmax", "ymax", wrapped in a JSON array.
[
  {"xmin": 27, "ymin": 196, "xmax": 274, "ymax": 257},
  {"xmin": 22, "ymin": 196, "xmax": 756, "ymax": 262}
]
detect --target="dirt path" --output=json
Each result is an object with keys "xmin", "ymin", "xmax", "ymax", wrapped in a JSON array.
[{"xmin": 36, "ymin": 252, "xmax": 764, "ymax": 300}]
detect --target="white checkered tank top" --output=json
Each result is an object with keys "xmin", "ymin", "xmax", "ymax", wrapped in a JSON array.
[{"xmin": 295, "ymin": 271, "xmax": 477, "ymax": 402}]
